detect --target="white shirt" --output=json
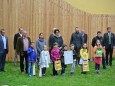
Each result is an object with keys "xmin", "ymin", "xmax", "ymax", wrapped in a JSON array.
[
  {"xmin": 19, "ymin": 33, "xmax": 22, "ymax": 37},
  {"xmin": 2, "ymin": 35, "xmax": 7, "ymax": 49}
]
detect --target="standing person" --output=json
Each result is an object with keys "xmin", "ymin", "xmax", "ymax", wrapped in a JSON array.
[
  {"xmin": 94, "ymin": 40, "xmax": 103, "ymax": 74},
  {"xmin": 70, "ymin": 27, "xmax": 83, "ymax": 65},
  {"xmin": 79, "ymin": 43, "xmax": 89, "ymax": 74},
  {"xmin": 81, "ymin": 29, "xmax": 88, "ymax": 44},
  {"xmin": 39, "ymin": 45, "xmax": 50, "ymax": 77},
  {"xmin": 36, "ymin": 33, "xmax": 46, "ymax": 65},
  {"xmin": 0, "ymin": 29, "xmax": 9, "ymax": 72},
  {"xmin": 70, "ymin": 44, "xmax": 77, "ymax": 75},
  {"xmin": 103, "ymin": 27, "xmax": 115, "ymax": 66},
  {"xmin": 92, "ymin": 31, "xmax": 106, "ymax": 69},
  {"xmin": 48, "ymin": 28, "xmax": 63, "ymax": 50},
  {"xmin": 51, "ymin": 42, "xmax": 61, "ymax": 76},
  {"xmin": 27, "ymin": 42, "xmax": 37, "ymax": 77},
  {"xmin": 60, "ymin": 44, "xmax": 68, "ymax": 76},
  {"xmin": 48, "ymin": 28, "xmax": 57, "ymax": 51},
  {"xmin": 13, "ymin": 27, "xmax": 23, "ymax": 66},
  {"xmin": 16, "ymin": 30, "xmax": 31, "ymax": 73}
]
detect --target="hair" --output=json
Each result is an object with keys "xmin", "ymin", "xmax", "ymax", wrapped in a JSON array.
[
  {"xmin": 39, "ymin": 33, "xmax": 43, "ymax": 38},
  {"xmin": 53, "ymin": 42, "xmax": 58, "ymax": 47},
  {"xmin": 95, "ymin": 40, "xmax": 101, "ymax": 46},
  {"xmin": 97, "ymin": 31, "xmax": 101, "ymax": 34},
  {"xmin": 54, "ymin": 29, "xmax": 60, "ymax": 34},
  {"xmin": 70, "ymin": 44, "xmax": 75, "ymax": 47},
  {"xmin": 62, "ymin": 44, "xmax": 67, "ymax": 49},
  {"xmin": 75, "ymin": 27, "xmax": 78, "ymax": 29},
  {"xmin": 30, "ymin": 42, "xmax": 34, "ymax": 45},
  {"xmin": 18, "ymin": 27, "xmax": 23, "ymax": 31},
  {"xmin": 82, "ymin": 43, "xmax": 88, "ymax": 52},
  {"xmin": 107, "ymin": 27, "xmax": 111, "ymax": 30},
  {"xmin": 0, "ymin": 29, "xmax": 5, "ymax": 33}
]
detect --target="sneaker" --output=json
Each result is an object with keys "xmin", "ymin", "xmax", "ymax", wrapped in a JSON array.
[
  {"xmin": 29, "ymin": 75, "xmax": 32, "ymax": 77},
  {"xmin": 70, "ymin": 72, "xmax": 74, "ymax": 75},
  {"xmin": 62, "ymin": 73, "xmax": 65, "ymax": 76}
]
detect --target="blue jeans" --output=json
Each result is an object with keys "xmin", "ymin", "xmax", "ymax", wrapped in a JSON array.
[{"xmin": 28, "ymin": 62, "xmax": 33, "ymax": 76}]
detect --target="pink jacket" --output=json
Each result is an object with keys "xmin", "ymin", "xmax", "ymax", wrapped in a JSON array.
[{"xmin": 51, "ymin": 48, "xmax": 61, "ymax": 62}]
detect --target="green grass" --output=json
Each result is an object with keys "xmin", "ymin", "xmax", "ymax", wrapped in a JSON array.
[{"xmin": 0, "ymin": 60, "xmax": 115, "ymax": 86}]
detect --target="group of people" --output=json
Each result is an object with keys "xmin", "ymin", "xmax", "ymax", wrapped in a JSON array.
[{"xmin": 0, "ymin": 26, "xmax": 115, "ymax": 77}]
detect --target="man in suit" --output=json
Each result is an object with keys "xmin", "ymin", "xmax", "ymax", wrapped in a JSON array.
[
  {"xmin": 81, "ymin": 29, "xmax": 88, "ymax": 44},
  {"xmin": 103, "ymin": 27, "xmax": 115, "ymax": 66},
  {"xmin": 13, "ymin": 27, "xmax": 23, "ymax": 66},
  {"xmin": 92, "ymin": 31, "xmax": 106, "ymax": 69},
  {"xmin": 0, "ymin": 29, "xmax": 9, "ymax": 72},
  {"xmin": 70, "ymin": 27, "xmax": 83, "ymax": 65},
  {"xmin": 16, "ymin": 30, "xmax": 31, "ymax": 73}
]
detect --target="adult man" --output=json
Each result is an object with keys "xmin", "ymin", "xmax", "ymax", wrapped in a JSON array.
[
  {"xmin": 13, "ymin": 27, "xmax": 23, "ymax": 66},
  {"xmin": 70, "ymin": 27, "xmax": 83, "ymax": 64},
  {"xmin": 0, "ymin": 29, "xmax": 9, "ymax": 72},
  {"xmin": 16, "ymin": 30, "xmax": 31, "ymax": 73},
  {"xmin": 103, "ymin": 27, "xmax": 115, "ymax": 66},
  {"xmin": 81, "ymin": 29, "xmax": 88, "ymax": 44},
  {"xmin": 92, "ymin": 31, "xmax": 106, "ymax": 69}
]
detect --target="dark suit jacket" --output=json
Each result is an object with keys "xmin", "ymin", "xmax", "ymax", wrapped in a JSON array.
[
  {"xmin": 16, "ymin": 37, "xmax": 31, "ymax": 54},
  {"xmin": 0, "ymin": 35, "xmax": 9, "ymax": 54},
  {"xmin": 103, "ymin": 32, "xmax": 115, "ymax": 49},
  {"xmin": 70, "ymin": 32, "xmax": 83, "ymax": 48},
  {"xmin": 14, "ymin": 33, "xmax": 21, "ymax": 49},
  {"xmin": 82, "ymin": 33, "xmax": 87, "ymax": 43}
]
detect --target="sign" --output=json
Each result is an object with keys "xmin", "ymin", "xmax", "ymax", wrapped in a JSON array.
[{"xmin": 64, "ymin": 51, "xmax": 73, "ymax": 64}]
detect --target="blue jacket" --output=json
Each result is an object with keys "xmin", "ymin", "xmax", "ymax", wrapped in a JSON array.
[
  {"xmin": 27, "ymin": 47, "xmax": 37, "ymax": 62},
  {"xmin": 0, "ymin": 35, "xmax": 9, "ymax": 54}
]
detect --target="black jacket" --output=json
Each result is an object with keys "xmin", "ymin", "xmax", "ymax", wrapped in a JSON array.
[
  {"xmin": 82, "ymin": 33, "xmax": 87, "ymax": 44},
  {"xmin": 92, "ymin": 36, "xmax": 103, "ymax": 47},
  {"xmin": 14, "ymin": 33, "xmax": 21, "ymax": 49},
  {"xmin": 48, "ymin": 34, "xmax": 63, "ymax": 49},
  {"xmin": 70, "ymin": 32, "xmax": 83, "ymax": 48}
]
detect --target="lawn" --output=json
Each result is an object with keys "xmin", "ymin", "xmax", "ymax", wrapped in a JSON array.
[{"xmin": 0, "ymin": 59, "xmax": 115, "ymax": 86}]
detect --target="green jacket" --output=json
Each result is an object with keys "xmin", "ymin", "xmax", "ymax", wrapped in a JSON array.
[{"xmin": 16, "ymin": 37, "xmax": 31, "ymax": 54}]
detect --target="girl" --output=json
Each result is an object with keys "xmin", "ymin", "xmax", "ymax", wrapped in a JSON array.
[
  {"xmin": 39, "ymin": 45, "xmax": 50, "ymax": 77},
  {"xmin": 94, "ymin": 40, "xmax": 103, "ymax": 74},
  {"xmin": 51, "ymin": 42, "xmax": 61, "ymax": 76},
  {"xmin": 27, "ymin": 42, "xmax": 37, "ymax": 77},
  {"xmin": 70, "ymin": 44, "xmax": 77, "ymax": 75},
  {"xmin": 79, "ymin": 43, "xmax": 89, "ymax": 74},
  {"xmin": 60, "ymin": 44, "xmax": 68, "ymax": 76}
]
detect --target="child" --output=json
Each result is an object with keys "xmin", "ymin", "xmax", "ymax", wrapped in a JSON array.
[
  {"xmin": 51, "ymin": 42, "xmax": 61, "ymax": 76},
  {"xmin": 70, "ymin": 44, "xmax": 77, "ymax": 75},
  {"xmin": 79, "ymin": 43, "xmax": 89, "ymax": 74},
  {"xmin": 39, "ymin": 45, "xmax": 50, "ymax": 77},
  {"xmin": 60, "ymin": 44, "xmax": 68, "ymax": 76},
  {"xmin": 94, "ymin": 40, "xmax": 103, "ymax": 74},
  {"xmin": 27, "ymin": 42, "xmax": 37, "ymax": 77}
]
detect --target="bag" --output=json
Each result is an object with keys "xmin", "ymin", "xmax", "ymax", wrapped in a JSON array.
[
  {"xmin": 96, "ymin": 48, "xmax": 102, "ymax": 57},
  {"xmin": 55, "ymin": 60, "xmax": 62, "ymax": 71},
  {"xmin": 32, "ymin": 63, "xmax": 36, "ymax": 75},
  {"xmin": 83, "ymin": 60, "xmax": 89, "ymax": 72}
]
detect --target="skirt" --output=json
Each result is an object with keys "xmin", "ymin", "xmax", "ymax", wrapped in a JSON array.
[{"xmin": 94, "ymin": 57, "xmax": 102, "ymax": 64}]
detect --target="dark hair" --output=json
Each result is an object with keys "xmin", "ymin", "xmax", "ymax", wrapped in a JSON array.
[
  {"xmin": 18, "ymin": 27, "xmax": 22, "ymax": 31},
  {"xmin": 97, "ymin": 31, "xmax": 101, "ymax": 34},
  {"xmin": 75, "ymin": 27, "xmax": 78, "ymax": 29},
  {"xmin": 53, "ymin": 42, "xmax": 58, "ymax": 46},
  {"xmin": 70, "ymin": 44, "xmax": 75, "ymax": 47},
  {"xmin": 107, "ymin": 27, "xmax": 111, "ymax": 30},
  {"xmin": 62, "ymin": 44, "xmax": 67, "ymax": 49},
  {"xmin": 54, "ymin": 29, "xmax": 60, "ymax": 34}
]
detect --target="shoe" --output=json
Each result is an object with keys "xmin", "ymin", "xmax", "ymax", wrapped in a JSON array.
[
  {"xmin": 103, "ymin": 66, "xmax": 106, "ymax": 69},
  {"xmin": 1, "ymin": 69, "xmax": 6, "ymax": 72},
  {"xmin": 70, "ymin": 72, "xmax": 74, "ymax": 75},
  {"xmin": 62, "ymin": 73, "xmax": 65, "ymax": 76},
  {"xmin": 29, "ymin": 75, "xmax": 32, "ymax": 77},
  {"xmin": 97, "ymin": 70, "xmax": 100, "ymax": 74}
]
